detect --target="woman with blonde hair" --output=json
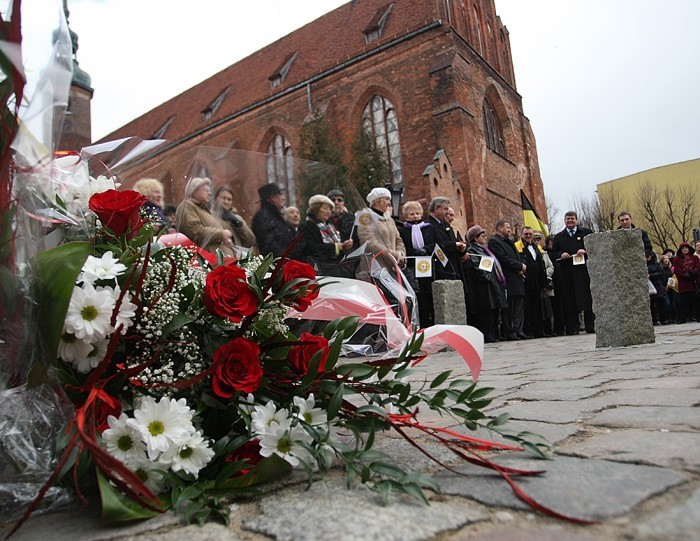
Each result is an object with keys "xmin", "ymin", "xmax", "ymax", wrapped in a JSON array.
[
  {"xmin": 398, "ymin": 200, "xmax": 437, "ymax": 327},
  {"xmin": 133, "ymin": 177, "xmax": 168, "ymax": 230},
  {"xmin": 176, "ymin": 177, "xmax": 234, "ymax": 257}
]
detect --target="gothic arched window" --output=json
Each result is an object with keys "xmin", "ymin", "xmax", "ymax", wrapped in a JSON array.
[
  {"xmin": 483, "ymin": 99, "xmax": 506, "ymax": 157},
  {"xmin": 266, "ymin": 134, "xmax": 295, "ymax": 205},
  {"xmin": 362, "ymin": 95, "xmax": 403, "ymax": 185}
]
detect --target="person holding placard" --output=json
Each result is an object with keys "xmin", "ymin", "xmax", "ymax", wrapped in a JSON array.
[
  {"xmin": 550, "ymin": 211, "xmax": 595, "ymax": 335},
  {"xmin": 464, "ymin": 225, "xmax": 506, "ymax": 343},
  {"xmin": 398, "ymin": 201, "xmax": 438, "ymax": 328}
]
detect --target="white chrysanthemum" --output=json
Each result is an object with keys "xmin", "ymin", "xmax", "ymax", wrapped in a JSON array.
[
  {"xmin": 109, "ymin": 286, "xmax": 137, "ymax": 334},
  {"xmin": 64, "ymin": 283, "xmax": 115, "ymax": 340},
  {"xmin": 71, "ymin": 336, "xmax": 110, "ymax": 373},
  {"xmin": 102, "ymin": 413, "xmax": 147, "ymax": 464},
  {"xmin": 130, "ymin": 458, "xmax": 166, "ymax": 494},
  {"xmin": 89, "ymin": 175, "xmax": 120, "ymax": 195},
  {"xmin": 78, "ymin": 252, "xmax": 127, "ymax": 285},
  {"xmin": 158, "ymin": 430, "xmax": 215, "ymax": 478},
  {"xmin": 238, "ymin": 393, "xmax": 257, "ymax": 416},
  {"xmin": 293, "ymin": 394, "xmax": 327, "ymax": 427},
  {"xmin": 259, "ymin": 423, "xmax": 312, "ymax": 467},
  {"xmin": 129, "ymin": 397, "xmax": 195, "ymax": 459},
  {"xmin": 58, "ymin": 331, "xmax": 93, "ymax": 362},
  {"xmin": 251, "ymin": 402, "xmax": 291, "ymax": 436}
]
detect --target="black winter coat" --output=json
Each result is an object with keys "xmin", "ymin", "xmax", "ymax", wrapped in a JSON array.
[
  {"xmin": 487, "ymin": 234, "xmax": 525, "ymax": 297},
  {"xmin": 550, "ymin": 226, "xmax": 594, "ymax": 311},
  {"xmin": 464, "ymin": 242, "xmax": 507, "ymax": 313}
]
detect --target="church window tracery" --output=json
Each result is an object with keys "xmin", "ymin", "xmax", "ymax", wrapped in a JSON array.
[
  {"xmin": 266, "ymin": 134, "xmax": 295, "ymax": 205},
  {"xmin": 483, "ymin": 99, "xmax": 506, "ymax": 157},
  {"xmin": 362, "ymin": 94, "xmax": 403, "ymax": 185}
]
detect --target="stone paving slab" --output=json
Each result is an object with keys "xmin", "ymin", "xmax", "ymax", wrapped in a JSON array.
[
  {"xmin": 434, "ymin": 455, "xmax": 688, "ymax": 521},
  {"xmin": 601, "ymin": 376, "xmax": 700, "ymax": 390},
  {"xmin": 589, "ymin": 406, "xmax": 700, "ymax": 430},
  {"xmin": 506, "ymin": 387, "xmax": 601, "ymax": 402},
  {"xmin": 596, "ymin": 388, "xmax": 700, "ymax": 407},
  {"xmin": 557, "ymin": 429, "xmax": 700, "ymax": 472},
  {"xmin": 242, "ymin": 475, "xmax": 486, "ymax": 541},
  {"xmin": 0, "ymin": 505, "xmax": 182, "ymax": 541},
  {"xmin": 634, "ymin": 487, "xmax": 700, "ymax": 541},
  {"xmin": 2, "ymin": 325, "xmax": 699, "ymax": 540},
  {"xmin": 487, "ymin": 397, "xmax": 612, "ymax": 424}
]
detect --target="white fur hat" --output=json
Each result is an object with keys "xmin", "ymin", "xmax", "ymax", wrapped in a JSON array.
[
  {"xmin": 308, "ymin": 194, "xmax": 335, "ymax": 210},
  {"xmin": 366, "ymin": 187, "xmax": 391, "ymax": 205}
]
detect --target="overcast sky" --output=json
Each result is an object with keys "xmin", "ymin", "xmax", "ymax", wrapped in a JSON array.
[{"xmin": 21, "ymin": 0, "xmax": 700, "ymax": 227}]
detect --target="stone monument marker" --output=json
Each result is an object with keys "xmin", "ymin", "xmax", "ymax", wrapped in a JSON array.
[
  {"xmin": 432, "ymin": 280, "xmax": 467, "ymax": 325},
  {"xmin": 585, "ymin": 229, "xmax": 655, "ymax": 347}
]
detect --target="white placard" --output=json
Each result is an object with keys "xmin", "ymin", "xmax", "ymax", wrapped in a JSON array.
[
  {"xmin": 478, "ymin": 256, "xmax": 495, "ymax": 272},
  {"xmin": 572, "ymin": 254, "xmax": 586, "ymax": 265},
  {"xmin": 415, "ymin": 256, "xmax": 432, "ymax": 277}
]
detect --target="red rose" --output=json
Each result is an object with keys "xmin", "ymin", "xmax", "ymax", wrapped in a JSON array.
[
  {"xmin": 212, "ymin": 338, "xmax": 262, "ymax": 397},
  {"xmin": 203, "ymin": 264, "xmax": 258, "ymax": 323},
  {"xmin": 288, "ymin": 332, "xmax": 330, "ymax": 375},
  {"xmin": 280, "ymin": 260, "xmax": 320, "ymax": 311},
  {"xmin": 225, "ymin": 439, "xmax": 262, "ymax": 477},
  {"xmin": 89, "ymin": 189, "xmax": 146, "ymax": 238},
  {"xmin": 93, "ymin": 389, "xmax": 122, "ymax": 432}
]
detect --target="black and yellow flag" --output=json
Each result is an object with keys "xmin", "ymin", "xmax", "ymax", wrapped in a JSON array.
[{"xmin": 520, "ymin": 190, "xmax": 548, "ymax": 235}]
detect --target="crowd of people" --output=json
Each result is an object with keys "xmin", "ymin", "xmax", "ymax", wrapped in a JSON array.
[{"xmin": 135, "ymin": 178, "xmax": 700, "ymax": 336}]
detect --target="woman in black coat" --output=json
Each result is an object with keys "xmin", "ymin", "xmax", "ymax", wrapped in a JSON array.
[
  {"xmin": 300, "ymin": 194, "xmax": 354, "ymax": 276},
  {"xmin": 464, "ymin": 225, "xmax": 507, "ymax": 343},
  {"xmin": 646, "ymin": 251, "xmax": 667, "ymax": 325}
]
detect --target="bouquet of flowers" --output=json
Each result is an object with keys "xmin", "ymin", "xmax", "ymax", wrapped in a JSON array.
[
  {"xmin": 1, "ymin": 162, "xmax": 568, "ymax": 536},
  {"xmin": 0, "ymin": 6, "xmax": 582, "ymax": 535}
]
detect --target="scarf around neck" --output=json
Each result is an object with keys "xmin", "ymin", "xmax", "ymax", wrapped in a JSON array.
[{"xmin": 403, "ymin": 221, "xmax": 429, "ymax": 250}]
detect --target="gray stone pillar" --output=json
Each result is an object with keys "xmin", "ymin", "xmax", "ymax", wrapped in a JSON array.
[
  {"xmin": 585, "ymin": 229, "xmax": 655, "ymax": 347},
  {"xmin": 432, "ymin": 280, "xmax": 467, "ymax": 325}
]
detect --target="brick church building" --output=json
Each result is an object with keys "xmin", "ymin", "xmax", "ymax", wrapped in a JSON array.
[{"xmin": 98, "ymin": 0, "xmax": 545, "ymax": 235}]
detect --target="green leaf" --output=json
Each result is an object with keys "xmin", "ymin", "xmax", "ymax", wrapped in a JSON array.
[
  {"xmin": 218, "ymin": 454, "xmax": 292, "ymax": 489},
  {"xmin": 470, "ymin": 386, "xmax": 495, "ymax": 399},
  {"xmin": 334, "ymin": 363, "xmax": 376, "ymax": 379},
  {"xmin": 400, "ymin": 483, "xmax": 430, "ymax": 505},
  {"xmin": 429, "ymin": 370, "xmax": 452, "ymax": 389},
  {"xmin": 355, "ymin": 405, "xmax": 389, "ymax": 417},
  {"xmin": 327, "ymin": 383, "xmax": 345, "ymax": 420},
  {"xmin": 97, "ymin": 471, "xmax": 164, "ymax": 523},
  {"xmin": 323, "ymin": 330, "xmax": 344, "ymax": 373},
  {"xmin": 29, "ymin": 241, "xmax": 91, "ymax": 386},
  {"xmin": 370, "ymin": 461, "xmax": 406, "ymax": 479},
  {"xmin": 487, "ymin": 413, "xmax": 511, "ymax": 427}
]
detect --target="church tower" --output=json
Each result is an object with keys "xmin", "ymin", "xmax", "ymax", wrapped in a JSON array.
[{"xmin": 56, "ymin": 0, "xmax": 93, "ymax": 151}]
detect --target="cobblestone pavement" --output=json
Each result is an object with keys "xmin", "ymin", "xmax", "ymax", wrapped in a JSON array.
[{"xmin": 2, "ymin": 323, "xmax": 698, "ymax": 540}]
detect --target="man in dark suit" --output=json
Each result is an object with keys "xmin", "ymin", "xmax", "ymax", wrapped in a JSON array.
[
  {"xmin": 550, "ymin": 211, "xmax": 595, "ymax": 335},
  {"xmin": 427, "ymin": 197, "xmax": 467, "ymax": 281},
  {"xmin": 488, "ymin": 219, "xmax": 527, "ymax": 340}
]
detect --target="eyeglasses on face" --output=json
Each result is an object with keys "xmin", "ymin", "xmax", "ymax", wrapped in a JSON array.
[{"xmin": 332, "ymin": 197, "xmax": 344, "ymax": 202}]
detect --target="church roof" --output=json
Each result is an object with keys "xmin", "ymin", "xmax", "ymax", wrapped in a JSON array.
[{"xmin": 100, "ymin": 0, "xmax": 439, "ymax": 143}]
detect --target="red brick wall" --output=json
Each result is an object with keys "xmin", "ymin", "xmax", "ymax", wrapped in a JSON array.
[{"xmin": 115, "ymin": 2, "xmax": 545, "ymax": 233}]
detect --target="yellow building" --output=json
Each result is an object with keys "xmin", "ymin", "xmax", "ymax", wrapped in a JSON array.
[{"xmin": 597, "ymin": 158, "xmax": 700, "ymax": 252}]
